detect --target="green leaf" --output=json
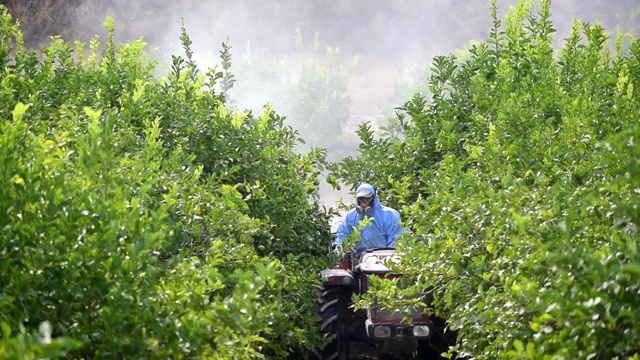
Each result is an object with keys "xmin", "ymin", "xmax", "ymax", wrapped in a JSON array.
[
  {"xmin": 620, "ymin": 263, "xmax": 640, "ymax": 279},
  {"xmin": 12, "ymin": 102, "xmax": 30, "ymax": 121},
  {"xmin": 513, "ymin": 339, "xmax": 524, "ymax": 353}
]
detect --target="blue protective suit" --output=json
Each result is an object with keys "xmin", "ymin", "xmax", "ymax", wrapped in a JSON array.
[{"xmin": 333, "ymin": 183, "xmax": 405, "ymax": 255}]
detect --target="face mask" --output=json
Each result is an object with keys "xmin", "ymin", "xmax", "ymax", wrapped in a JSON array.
[{"xmin": 356, "ymin": 196, "xmax": 374, "ymax": 215}]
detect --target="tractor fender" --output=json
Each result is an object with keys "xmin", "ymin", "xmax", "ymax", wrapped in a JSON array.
[{"xmin": 320, "ymin": 268, "xmax": 356, "ymax": 287}]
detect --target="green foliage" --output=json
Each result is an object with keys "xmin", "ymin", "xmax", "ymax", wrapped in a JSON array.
[
  {"xmin": 3, "ymin": 1, "xmax": 639, "ymax": 358},
  {"xmin": 0, "ymin": 321, "xmax": 81, "ymax": 359},
  {"xmin": 0, "ymin": 7, "xmax": 330, "ymax": 359},
  {"xmin": 331, "ymin": 0, "xmax": 640, "ymax": 358}
]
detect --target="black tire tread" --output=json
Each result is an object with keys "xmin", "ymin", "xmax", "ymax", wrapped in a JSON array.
[{"xmin": 310, "ymin": 285, "xmax": 349, "ymax": 360}]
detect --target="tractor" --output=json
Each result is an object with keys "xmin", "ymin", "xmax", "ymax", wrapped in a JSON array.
[{"xmin": 310, "ymin": 246, "xmax": 458, "ymax": 360}]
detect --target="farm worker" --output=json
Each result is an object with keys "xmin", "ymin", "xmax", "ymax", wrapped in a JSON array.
[{"xmin": 332, "ymin": 183, "xmax": 404, "ymax": 255}]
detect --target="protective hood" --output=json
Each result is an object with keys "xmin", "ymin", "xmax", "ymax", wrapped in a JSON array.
[{"xmin": 334, "ymin": 183, "xmax": 404, "ymax": 255}]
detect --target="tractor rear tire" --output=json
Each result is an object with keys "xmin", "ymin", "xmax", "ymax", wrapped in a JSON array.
[{"xmin": 310, "ymin": 286, "xmax": 350, "ymax": 360}]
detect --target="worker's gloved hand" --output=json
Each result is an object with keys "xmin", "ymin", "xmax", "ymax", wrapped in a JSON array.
[{"xmin": 331, "ymin": 244, "xmax": 343, "ymax": 255}]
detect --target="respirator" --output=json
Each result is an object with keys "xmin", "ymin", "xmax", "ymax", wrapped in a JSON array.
[{"xmin": 356, "ymin": 196, "xmax": 374, "ymax": 215}]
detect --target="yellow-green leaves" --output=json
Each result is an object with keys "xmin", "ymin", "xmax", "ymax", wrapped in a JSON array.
[
  {"xmin": 10, "ymin": 174, "xmax": 24, "ymax": 186},
  {"xmin": 11, "ymin": 102, "xmax": 29, "ymax": 122},
  {"xmin": 231, "ymin": 110, "xmax": 249, "ymax": 129}
]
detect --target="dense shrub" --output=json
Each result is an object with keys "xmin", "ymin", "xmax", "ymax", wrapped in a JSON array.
[
  {"xmin": 332, "ymin": 0, "xmax": 640, "ymax": 358},
  {"xmin": 0, "ymin": 7, "xmax": 330, "ymax": 359}
]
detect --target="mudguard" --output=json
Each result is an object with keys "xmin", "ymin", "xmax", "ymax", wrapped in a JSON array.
[
  {"xmin": 320, "ymin": 268, "xmax": 356, "ymax": 287},
  {"xmin": 357, "ymin": 248, "xmax": 401, "ymax": 275}
]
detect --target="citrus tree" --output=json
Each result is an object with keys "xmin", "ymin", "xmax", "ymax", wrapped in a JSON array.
[
  {"xmin": 0, "ymin": 7, "xmax": 331, "ymax": 359},
  {"xmin": 331, "ymin": 0, "xmax": 640, "ymax": 358}
]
